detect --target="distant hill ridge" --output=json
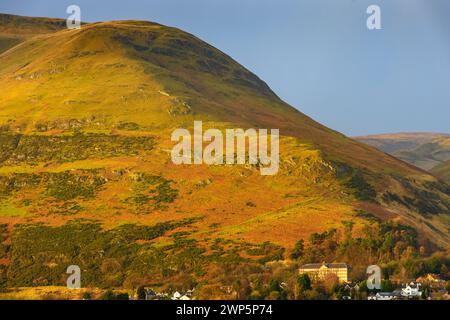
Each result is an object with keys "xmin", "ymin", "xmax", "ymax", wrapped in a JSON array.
[
  {"xmin": 431, "ymin": 159, "xmax": 450, "ymax": 183},
  {"xmin": 355, "ymin": 132, "xmax": 450, "ymax": 173}
]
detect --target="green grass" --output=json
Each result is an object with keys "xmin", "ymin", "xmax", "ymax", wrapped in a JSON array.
[{"xmin": 0, "ymin": 201, "xmax": 28, "ymax": 217}]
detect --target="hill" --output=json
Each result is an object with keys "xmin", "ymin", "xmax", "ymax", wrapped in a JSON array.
[
  {"xmin": 355, "ymin": 133, "xmax": 450, "ymax": 171},
  {"xmin": 0, "ymin": 13, "xmax": 449, "ymax": 296}
]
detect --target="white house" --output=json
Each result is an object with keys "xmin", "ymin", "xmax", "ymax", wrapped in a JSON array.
[
  {"xmin": 401, "ymin": 282, "xmax": 423, "ymax": 298},
  {"xmin": 172, "ymin": 290, "xmax": 193, "ymax": 300}
]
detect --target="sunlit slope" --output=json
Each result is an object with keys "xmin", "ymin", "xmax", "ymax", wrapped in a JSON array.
[
  {"xmin": 0, "ymin": 19, "xmax": 425, "ymax": 173},
  {"xmin": 0, "ymin": 16, "xmax": 449, "ymax": 249}
]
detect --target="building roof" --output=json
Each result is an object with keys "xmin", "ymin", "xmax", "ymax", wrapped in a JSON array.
[
  {"xmin": 392, "ymin": 289, "xmax": 403, "ymax": 296},
  {"xmin": 402, "ymin": 282, "xmax": 422, "ymax": 289},
  {"xmin": 145, "ymin": 289, "xmax": 156, "ymax": 296},
  {"xmin": 300, "ymin": 263, "xmax": 350, "ymax": 269}
]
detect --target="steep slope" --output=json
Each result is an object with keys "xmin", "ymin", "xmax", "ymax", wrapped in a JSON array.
[
  {"xmin": 0, "ymin": 14, "xmax": 449, "ymax": 292},
  {"xmin": 0, "ymin": 19, "xmax": 436, "ymax": 174},
  {"xmin": 355, "ymin": 133, "xmax": 450, "ymax": 171}
]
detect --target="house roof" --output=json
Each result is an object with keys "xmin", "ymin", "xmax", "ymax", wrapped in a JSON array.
[
  {"xmin": 145, "ymin": 289, "xmax": 156, "ymax": 295},
  {"xmin": 402, "ymin": 282, "xmax": 422, "ymax": 289},
  {"xmin": 345, "ymin": 283, "xmax": 360, "ymax": 288},
  {"xmin": 300, "ymin": 263, "xmax": 350, "ymax": 269}
]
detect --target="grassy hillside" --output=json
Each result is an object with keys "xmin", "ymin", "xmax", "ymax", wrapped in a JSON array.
[{"xmin": 0, "ymin": 14, "xmax": 449, "ymax": 297}]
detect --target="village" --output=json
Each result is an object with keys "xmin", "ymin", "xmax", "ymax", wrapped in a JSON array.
[
  {"xmin": 298, "ymin": 262, "xmax": 449, "ymax": 300},
  {"xmin": 135, "ymin": 262, "xmax": 450, "ymax": 301}
]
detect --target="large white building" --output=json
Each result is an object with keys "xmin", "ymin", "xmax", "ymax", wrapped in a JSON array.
[{"xmin": 299, "ymin": 262, "xmax": 351, "ymax": 283}]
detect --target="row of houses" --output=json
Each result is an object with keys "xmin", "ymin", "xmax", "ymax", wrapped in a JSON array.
[
  {"xmin": 368, "ymin": 282, "xmax": 423, "ymax": 300},
  {"xmin": 139, "ymin": 263, "xmax": 445, "ymax": 300},
  {"xmin": 144, "ymin": 288, "xmax": 194, "ymax": 300}
]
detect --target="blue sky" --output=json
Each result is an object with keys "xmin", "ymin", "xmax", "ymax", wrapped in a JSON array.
[{"xmin": 1, "ymin": 0, "xmax": 449, "ymax": 136}]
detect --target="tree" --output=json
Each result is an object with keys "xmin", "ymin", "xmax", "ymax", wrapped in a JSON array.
[
  {"xmin": 421, "ymin": 287, "xmax": 429, "ymax": 300},
  {"xmin": 137, "ymin": 286, "xmax": 146, "ymax": 300},
  {"xmin": 342, "ymin": 221, "xmax": 354, "ymax": 243},
  {"xmin": 296, "ymin": 274, "xmax": 311, "ymax": 299},
  {"xmin": 233, "ymin": 279, "xmax": 251, "ymax": 299},
  {"xmin": 445, "ymin": 281, "xmax": 450, "ymax": 292},
  {"xmin": 323, "ymin": 273, "xmax": 339, "ymax": 295},
  {"xmin": 268, "ymin": 279, "xmax": 280, "ymax": 293},
  {"xmin": 266, "ymin": 291, "xmax": 280, "ymax": 300},
  {"xmin": 100, "ymin": 290, "xmax": 115, "ymax": 300},
  {"xmin": 82, "ymin": 292, "xmax": 92, "ymax": 300},
  {"xmin": 290, "ymin": 240, "xmax": 304, "ymax": 259},
  {"xmin": 441, "ymin": 264, "xmax": 448, "ymax": 276},
  {"xmin": 0, "ymin": 266, "xmax": 7, "ymax": 292},
  {"xmin": 99, "ymin": 290, "xmax": 128, "ymax": 300},
  {"xmin": 381, "ymin": 279, "xmax": 395, "ymax": 292},
  {"xmin": 305, "ymin": 288, "xmax": 327, "ymax": 300},
  {"xmin": 332, "ymin": 283, "xmax": 347, "ymax": 300},
  {"xmin": 115, "ymin": 292, "xmax": 129, "ymax": 300}
]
